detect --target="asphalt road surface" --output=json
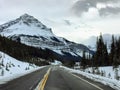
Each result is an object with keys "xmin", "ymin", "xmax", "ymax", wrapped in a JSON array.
[
  {"xmin": 45, "ymin": 66, "xmax": 115, "ymax": 90},
  {"xmin": 0, "ymin": 66, "xmax": 50, "ymax": 90},
  {"xmin": 0, "ymin": 65, "xmax": 115, "ymax": 90}
]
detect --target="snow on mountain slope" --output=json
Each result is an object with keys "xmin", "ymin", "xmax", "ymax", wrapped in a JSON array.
[
  {"xmin": 0, "ymin": 14, "xmax": 53, "ymax": 37},
  {"xmin": 0, "ymin": 51, "xmax": 44, "ymax": 84},
  {"xmin": 0, "ymin": 14, "xmax": 92, "ymax": 58}
]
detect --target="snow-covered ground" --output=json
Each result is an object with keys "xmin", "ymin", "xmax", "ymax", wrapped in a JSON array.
[
  {"xmin": 60, "ymin": 66, "xmax": 120, "ymax": 90},
  {"xmin": 0, "ymin": 51, "xmax": 45, "ymax": 84},
  {"xmin": 51, "ymin": 60, "xmax": 62, "ymax": 65},
  {"xmin": 85, "ymin": 66, "xmax": 120, "ymax": 80}
]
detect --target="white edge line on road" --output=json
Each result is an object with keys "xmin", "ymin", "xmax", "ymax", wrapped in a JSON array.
[{"xmin": 71, "ymin": 73, "xmax": 104, "ymax": 90}]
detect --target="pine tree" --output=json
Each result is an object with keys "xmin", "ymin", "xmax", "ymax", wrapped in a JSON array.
[
  {"xmin": 92, "ymin": 34, "xmax": 109, "ymax": 66},
  {"xmin": 112, "ymin": 37, "xmax": 120, "ymax": 67},
  {"xmin": 1, "ymin": 69, "xmax": 4, "ymax": 76},
  {"xmin": 109, "ymin": 35, "xmax": 115, "ymax": 65},
  {"xmin": 80, "ymin": 51, "xmax": 87, "ymax": 69}
]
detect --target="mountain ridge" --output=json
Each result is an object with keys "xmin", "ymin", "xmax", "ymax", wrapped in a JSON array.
[{"xmin": 0, "ymin": 14, "xmax": 93, "ymax": 62}]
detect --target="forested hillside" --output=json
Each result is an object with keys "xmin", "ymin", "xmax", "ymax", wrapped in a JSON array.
[
  {"xmin": 0, "ymin": 35, "xmax": 50, "ymax": 66},
  {"xmin": 0, "ymin": 35, "xmax": 78, "ymax": 66}
]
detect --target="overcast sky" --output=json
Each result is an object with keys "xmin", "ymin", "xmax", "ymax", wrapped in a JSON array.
[{"xmin": 0, "ymin": 0, "xmax": 120, "ymax": 43}]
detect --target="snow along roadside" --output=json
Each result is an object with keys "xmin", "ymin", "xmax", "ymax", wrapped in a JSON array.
[
  {"xmin": 0, "ymin": 66, "xmax": 46, "ymax": 84},
  {"xmin": 60, "ymin": 66, "xmax": 120, "ymax": 90},
  {"xmin": 0, "ymin": 51, "xmax": 46, "ymax": 84}
]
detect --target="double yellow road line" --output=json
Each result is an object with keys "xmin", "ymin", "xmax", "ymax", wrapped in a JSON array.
[{"xmin": 38, "ymin": 68, "xmax": 51, "ymax": 90}]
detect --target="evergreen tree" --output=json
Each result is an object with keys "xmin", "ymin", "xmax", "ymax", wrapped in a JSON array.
[
  {"xmin": 112, "ymin": 37, "xmax": 120, "ymax": 67},
  {"xmin": 109, "ymin": 35, "xmax": 115, "ymax": 65},
  {"xmin": 92, "ymin": 34, "xmax": 109, "ymax": 66},
  {"xmin": 81, "ymin": 51, "xmax": 87, "ymax": 69},
  {"xmin": 1, "ymin": 69, "xmax": 4, "ymax": 76}
]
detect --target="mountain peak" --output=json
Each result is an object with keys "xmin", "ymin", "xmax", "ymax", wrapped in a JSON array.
[
  {"xmin": 0, "ymin": 14, "xmax": 54, "ymax": 36},
  {"xmin": 19, "ymin": 14, "xmax": 33, "ymax": 20},
  {"xmin": 20, "ymin": 13, "xmax": 31, "ymax": 17},
  {"xmin": 18, "ymin": 13, "xmax": 40, "ymax": 25}
]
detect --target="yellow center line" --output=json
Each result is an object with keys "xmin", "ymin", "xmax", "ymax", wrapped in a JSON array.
[{"xmin": 38, "ymin": 68, "xmax": 51, "ymax": 90}]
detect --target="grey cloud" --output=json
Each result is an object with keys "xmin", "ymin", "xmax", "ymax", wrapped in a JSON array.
[
  {"xmin": 72, "ymin": 0, "xmax": 120, "ymax": 16},
  {"xmin": 99, "ymin": 7, "xmax": 120, "ymax": 16},
  {"xmin": 0, "ymin": 0, "xmax": 73, "ymax": 21},
  {"xmin": 64, "ymin": 20, "xmax": 72, "ymax": 26}
]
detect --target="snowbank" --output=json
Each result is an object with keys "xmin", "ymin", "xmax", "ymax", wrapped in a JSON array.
[
  {"xmin": 0, "ymin": 52, "xmax": 45, "ymax": 84},
  {"xmin": 60, "ymin": 66, "xmax": 120, "ymax": 90}
]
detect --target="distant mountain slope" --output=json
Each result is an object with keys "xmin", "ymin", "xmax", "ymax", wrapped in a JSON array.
[
  {"xmin": 0, "ymin": 35, "xmax": 51, "ymax": 66},
  {"xmin": 84, "ymin": 34, "xmax": 120, "ymax": 51},
  {"xmin": 0, "ymin": 14, "xmax": 93, "ymax": 62}
]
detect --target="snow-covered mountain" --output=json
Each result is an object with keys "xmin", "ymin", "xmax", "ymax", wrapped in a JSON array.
[
  {"xmin": 0, "ymin": 14, "xmax": 53, "ymax": 37},
  {"xmin": 0, "ymin": 14, "xmax": 92, "ymax": 60}
]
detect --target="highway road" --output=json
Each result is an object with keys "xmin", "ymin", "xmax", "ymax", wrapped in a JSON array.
[
  {"xmin": 45, "ymin": 66, "xmax": 114, "ymax": 90},
  {"xmin": 0, "ymin": 65, "xmax": 115, "ymax": 90},
  {"xmin": 0, "ymin": 66, "xmax": 49, "ymax": 90}
]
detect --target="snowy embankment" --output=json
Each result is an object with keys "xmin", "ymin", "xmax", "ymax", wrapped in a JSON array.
[
  {"xmin": 0, "ymin": 51, "xmax": 45, "ymax": 84},
  {"xmin": 85, "ymin": 66, "xmax": 120, "ymax": 80},
  {"xmin": 60, "ymin": 66, "xmax": 120, "ymax": 90}
]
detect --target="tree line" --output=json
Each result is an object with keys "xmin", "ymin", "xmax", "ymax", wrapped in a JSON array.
[
  {"xmin": 0, "ymin": 35, "xmax": 78, "ymax": 67},
  {"xmin": 81, "ymin": 34, "xmax": 120, "ymax": 68},
  {"xmin": 0, "ymin": 35, "xmax": 52, "ymax": 66}
]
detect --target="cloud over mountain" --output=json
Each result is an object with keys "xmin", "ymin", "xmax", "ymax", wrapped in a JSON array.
[{"xmin": 72, "ymin": 0, "xmax": 120, "ymax": 16}]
